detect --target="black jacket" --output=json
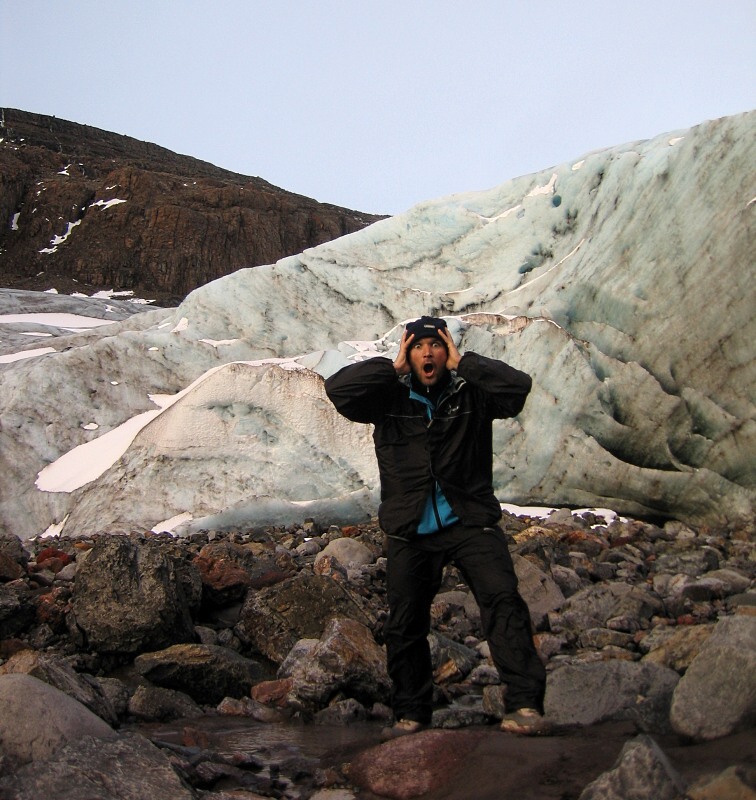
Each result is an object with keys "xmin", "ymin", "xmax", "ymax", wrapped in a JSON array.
[{"xmin": 325, "ymin": 351, "xmax": 532, "ymax": 539}]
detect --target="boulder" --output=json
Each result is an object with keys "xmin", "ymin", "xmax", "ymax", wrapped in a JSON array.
[
  {"xmin": 545, "ymin": 660, "xmax": 680, "ymax": 732},
  {"xmin": 0, "ymin": 731, "xmax": 194, "ymax": 800},
  {"xmin": 0, "ymin": 674, "xmax": 116, "ymax": 770},
  {"xmin": 235, "ymin": 571, "xmax": 373, "ymax": 664},
  {"xmin": 71, "ymin": 536, "xmax": 201, "ymax": 655},
  {"xmin": 670, "ymin": 615, "xmax": 756, "ymax": 740},
  {"xmin": 279, "ymin": 617, "xmax": 391, "ymax": 709}
]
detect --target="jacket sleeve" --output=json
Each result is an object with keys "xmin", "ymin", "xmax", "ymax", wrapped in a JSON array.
[
  {"xmin": 324, "ymin": 357, "xmax": 399, "ymax": 424},
  {"xmin": 455, "ymin": 351, "xmax": 532, "ymax": 419}
]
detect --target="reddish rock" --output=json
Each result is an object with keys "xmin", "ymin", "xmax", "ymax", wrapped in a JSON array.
[
  {"xmin": 193, "ymin": 554, "xmax": 251, "ymax": 605},
  {"xmin": 250, "ymin": 678, "xmax": 294, "ymax": 708},
  {"xmin": 36, "ymin": 548, "xmax": 72, "ymax": 569},
  {"xmin": 34, "ymin": 587, "xmax": 70, "ymax": 632}
]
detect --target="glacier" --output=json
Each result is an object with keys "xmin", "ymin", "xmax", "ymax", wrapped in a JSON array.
[{"xmin": 0, "ymin": 111, "xmax": 753, "ymax": 539}]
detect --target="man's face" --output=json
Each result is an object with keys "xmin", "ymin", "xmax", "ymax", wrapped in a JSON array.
[{"xmin": 409, "ymin": 337, "xmax": 448, "ymax": 387}]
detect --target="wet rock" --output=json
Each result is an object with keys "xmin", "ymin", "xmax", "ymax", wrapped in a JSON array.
[
  {"xmin": 545, "ymin": 660, "xmax": 679, "ymax": 733},
  {"xmin": 217, "ymin": 694, "xmax": 292, "ymax": 722},
  {"xmin": 578, "ymin": 734, "xmax": 686, "ymax": 800},
  {"xmin": 670, "ymin": 614, "xmax": 756, "ymax": 741},
  {"xmin": 348, "ymin": 729, "xmax": 484, "ymax": 800},
  {"xmin": 314, "ymin": 697, "xmax": 369, "ymax": 725},
  {"xmin": 134, "ymin": 642, "xmax": 272, "ymax": 705},
  {"xmin": 236, "ymin": 572, "xmax": 373, "ymax": 664},
  {"xmin": 0, "ymin": 674, "xmax": 117, "ymax": 770},
  {"xmin": 71, "ymin": 536, "xmax": 201, "ymax": 655}
]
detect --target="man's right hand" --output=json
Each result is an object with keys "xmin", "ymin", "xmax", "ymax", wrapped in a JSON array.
[{"xmin": 393, "ymin": 331, "xmax": 415, "ymax": 375}]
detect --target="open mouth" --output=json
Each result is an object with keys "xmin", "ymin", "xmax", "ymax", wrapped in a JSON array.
[{"xmin": 423, "ymin": 363, "xmax": 434, "ymax": 375}]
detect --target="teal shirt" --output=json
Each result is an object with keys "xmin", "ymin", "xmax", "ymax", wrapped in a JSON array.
[{"xmin": 409, "ymin": 386, "xmax": 460, "ymax": 535}]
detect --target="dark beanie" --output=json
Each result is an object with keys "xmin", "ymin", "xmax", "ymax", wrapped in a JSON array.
[{"xmin": 405, "ymin": 316, "xmax": 448, "ymax": 345}]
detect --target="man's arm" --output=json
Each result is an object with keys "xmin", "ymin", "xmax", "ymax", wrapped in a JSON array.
[
  {"xmin": 324, "ymin": 357, "xmax": 399, "ymax": 424},
  {"xmin": 455, "ymin": 351, "xmax": 533, "ymax": 419}
]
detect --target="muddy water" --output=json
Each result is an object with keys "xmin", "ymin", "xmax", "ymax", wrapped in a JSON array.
[{"xmin": 132, "ymin": 714, "xmax": 385, "ymax": 763}]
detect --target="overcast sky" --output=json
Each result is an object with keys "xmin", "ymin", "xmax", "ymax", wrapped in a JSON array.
[{"xmin": 2, "ymin": 1, "xmax": 754, "ymax": 215}]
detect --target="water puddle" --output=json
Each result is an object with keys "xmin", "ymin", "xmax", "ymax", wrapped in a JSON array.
[{"xmin": 132, "ymin": 715, "xmax": 384, "ymax": 763}]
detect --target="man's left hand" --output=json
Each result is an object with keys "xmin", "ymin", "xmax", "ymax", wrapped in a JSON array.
[{"xmin": 439, "ymin": 327, "xmax": 462, "ymax": 371}]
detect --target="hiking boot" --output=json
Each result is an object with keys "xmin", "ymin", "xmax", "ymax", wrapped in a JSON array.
[
  {"xmin": 500, "ymin": 708, "xmax": 552, "ymax": 736},
  {"xmin": 380, "ymin": 719, "xmax": 427, "ymax": 741}
]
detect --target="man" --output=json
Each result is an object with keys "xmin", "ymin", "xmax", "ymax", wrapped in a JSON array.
[{"xmin": 325, "ymin": 315, "xmax": 549, "ymax": 737}]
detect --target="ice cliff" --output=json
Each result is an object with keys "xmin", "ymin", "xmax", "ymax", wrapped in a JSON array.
[{"xmin": 1, "ymin": 111, "xmax": 753, "ymax": 539}]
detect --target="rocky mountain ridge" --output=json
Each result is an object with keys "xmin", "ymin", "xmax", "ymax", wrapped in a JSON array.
[{"xmin": 0, "ymin": 108, "xmax": 385, "ymax": 305}]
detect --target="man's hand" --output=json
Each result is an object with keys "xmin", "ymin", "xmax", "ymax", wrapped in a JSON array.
[
  {"xmin": 439, "ymin": 327, "xmax": 462, "ymax": 371},
  {"xmin": 393, "ymin": 331, "xmax": 415, "ymax": 375}
]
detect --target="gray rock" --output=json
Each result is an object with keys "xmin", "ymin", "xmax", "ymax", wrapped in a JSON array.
[
  {"xmin": 670, "ymin": 614, "xmax": 756, "ymax": 740},
  {"xmin": 0, "ymin": 583, "xmax": 35, "ymax": 639},
  {"xmin": 95, "ymin": 676, "xmax": 133, "ymax": 717},
  {"xmin": 639, "ymin": 623, "xmax": 714, "ymax": 673},
  {"xmin": 432, "ymin": 702, "xmax": 491, "ymax": 728},
  {"xmin": 0, "ymin": 674, "xmax": 116, "ymax": 769},
  {"xmin": 134, "ymin": 642, "xmax": 271, "ymax": 704},
  {"xmin": 513, "ymin": 553, "xmax": 566, "ymax": 626},
  {"xmin": 549, "ymin": 582, "xmax": 664, "ymax": 636},
  {"xmin": 429, "ymin": 631, "xmax": 480, "ymax": 681},
  {"xmin": 578, "ymin": 734, "xmax": 686, "ymax": 800},
  {"xmin": 313, "ymin": 697, "xmax": 368, "ymax": 725},
  {"xmin": 71, "ymin": 536, "xmax": 201, "ymax": 655},
  {"xmin": 0, "ymin": 531, "xmax": 29, "ymax": 565},
  {"xmin": 315, "ymin": 537, "xmax": 374, "ymax": 570},
  {"xmin": 0, "ymin": 731, "xmax": 194, "ymax": 800},
  {"xmin": 545, "ymin": 660, "xmax": 679, "ymax": 732}
]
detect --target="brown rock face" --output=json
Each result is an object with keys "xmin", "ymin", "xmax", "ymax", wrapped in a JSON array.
[{"xmin": 0, "ymin": 108, "xmax": 386, "ymax": 305}]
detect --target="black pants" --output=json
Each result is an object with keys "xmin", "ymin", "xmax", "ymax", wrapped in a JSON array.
[{"xmin": 384, "ymin": 523, "xmax": 546, "ymax": 724}]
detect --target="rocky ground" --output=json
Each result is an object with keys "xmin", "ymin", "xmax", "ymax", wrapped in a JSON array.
[{"xmin": 0, "ymin": 508, "xmax": 754, "ymax": 799}]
